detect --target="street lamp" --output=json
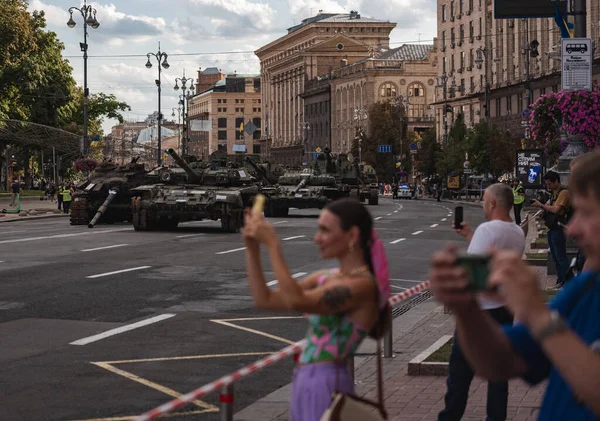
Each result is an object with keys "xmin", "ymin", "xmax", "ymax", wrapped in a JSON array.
[
  {"xmin": 172, "ymin": 106, "xmax": 182, "ymax": 155},
  {"xmin": 67, "ymin": 0, "xmax": 100, "ymax": 157},
  {"xmin": 145, "ymin": 43, "xmax": 170, "ymax": 166},
  {"xmin": 474, "ymin": 47, "xmax": 501, "ymax": 121},
  {"xmin": 353, "ymin": 108, "xmax": 368, "ymax": 162},
  {"xmin": 436, "ymin": 72, "xmax": 450, "ymax": 145},
  {"xmin": 174, "ymin": 70, "xmax": 196, "ymax": 156},
  {"xmin": 299, "ymin": 122, "xmax": 311, "ymax": 163}
]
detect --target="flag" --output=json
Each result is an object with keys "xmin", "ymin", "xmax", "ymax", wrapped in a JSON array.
[{"xmin": 191, "ymin": 120, "xmax": 212, "ymax": 132}]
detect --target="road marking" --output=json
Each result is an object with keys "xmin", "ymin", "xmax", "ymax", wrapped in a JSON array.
[
  {"xmin": 91, "ymin": 362, "xmax": 216, "ymax": 411},
  {"xmin": 0, "ymin": 228, "xmax": 131, "ymax": 245},
  {"xmin": 1, "ymin": 230, "xmax": 25, "ymax": 234},
  {"xmin": 394, "ymin": 210, "xmax": 398, "ymax": 213},
  {"xmin": 282, "ymin": 235, "xmax": 305, "ymax": 241},
  {"xmin": 219, "ymin": 316, "xmax": 304, "ymax": 322},
  {"xmin": 102, "ymin": 351, "xmax": 276, "ymax": 365},
  {"xmin": 412, "ymin": 231, "xmax": 423, "ymax": 235},
  {"xmin": 447, "ymin": 214, "xmax": 452, "ymax": 217},
  {"xmin": 374, "ymin": 217, "xmax": 383, "ymax": 221},
  {"xmin": 0, "ymin": 261, "xmax": 4, "ymax": 263},
  {"xmin": 430, "ymin": 224, "xmax": 439, "ymax": 228},
  {"xmin": 70, "ymin": 314, "xmax": 175, "ymax": 345},
  {"xmin": 442, "ymin": 218, "xmax": 447, "ymax": 221},
  {"xmin": 390, "ymin": 238, "xmax": 406, "ymax": 244},
  {"xmin": 86, "ymin": 266, "xmax": 152, "ymax": 279},
  {"xmin": 211, "ymin": 319, "xmax": 295, "ymax": 345},
  {"xmin": 387, "ymin": 213, "xmax": 392, "ymax": 216},
  {"xmin": 390, "ymin": 278, "xmax": 423, "ymax": 283},
  {"xmin": 272, "ymin": 220, "xmax": 288, "ymax": 225},
  {"xmin": 391, "ymin": 285, "xmax": 407, "ymax": 290},
  {"xmin": 176, "ymin": 234, "xmax": 205, "ymax": 239},
  {"xmin": 267, "ymin": 272, "xmax": 308, "ymax": 287},
  {"xmin": 80, "ymin": 244, "xmax": 129, "ymax": 252},
  {"xmin": 71, "ymin": 409, "xmax": 215, "ymax": 421},
  {"xmin": 215, "ymin": 247, "xmax": 247, "ymax": 255}
]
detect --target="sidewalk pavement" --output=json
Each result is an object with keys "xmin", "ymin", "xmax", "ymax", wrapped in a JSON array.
[
  {"xmin": 234, "ymin": 213, "xmax": 551, "ymax": 421},
  {"xmin": 0, "ymin": 196, "xmax": 68, "ymax": 223}
]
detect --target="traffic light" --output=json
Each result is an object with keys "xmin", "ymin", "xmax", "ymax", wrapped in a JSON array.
[{"xmin": 530, "ymin": 40, "xmax": 540, "ymax": 58}]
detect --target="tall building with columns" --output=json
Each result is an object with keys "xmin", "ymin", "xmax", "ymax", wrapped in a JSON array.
[
  {"xmin": 435, "ymin": 0, "xmax": 600, "ymax": 141},
  {"xmin": 255, "ymin": 11, "xmax": 396, "ymax": 164}
]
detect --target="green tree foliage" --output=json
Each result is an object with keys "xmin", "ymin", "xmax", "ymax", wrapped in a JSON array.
[
  {"xmin": 364, "ymin": 101, "xmax": 407, "ymax": 181},
  {"xmin": 417, "ymin": 129, "xmax": 440, "ymax": 181},
  {"xmin": 437, "ymin": 113, "xmax": 468, "ymax": 177},
  {"xmin": 465, "ymin": 121, "xmax": 516, "ymax": 179}
]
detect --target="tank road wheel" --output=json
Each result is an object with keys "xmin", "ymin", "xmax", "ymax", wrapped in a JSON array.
[
  {"xmin": 70, "ymin": 199, "xmax": 90, "ymax": 225},
  {"xmin": 133, "ymin": 211, "xmax": 143, "ymax": 231},
  {"xmin": 221, "ymin": 209, "xmax": 242, "ymax": 233},
  {"xmin": 368, "ymin": 195, "xmax": 379, "ymax": 206},
  {"xmin": 273, "ymin": 207, "xmax": 289, "ymax": 217},
  {"xmin": 264, "ymin": 202, "xmax": 274, "ymax": 218}
]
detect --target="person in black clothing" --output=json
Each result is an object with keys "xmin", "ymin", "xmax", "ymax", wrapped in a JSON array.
[{"xmin": 10, "ymin": 178, "xmax": 21, "ymax": 207}]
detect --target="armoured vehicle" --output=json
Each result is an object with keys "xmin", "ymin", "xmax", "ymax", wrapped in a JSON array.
[
  {"xmin": 337, "ymin": 154, "xmax": 379, "ymax": 205},
  {"xmin": 254, "ymin": 149, "xmax": 350, "ymax": 217},
  {"xmin": 244, "ymin": 158, "xmax": 286, "ymax": 186},
  {"xmin": 70, "ymin": 158, "xmax": 148, "ymax": 227},
  {"xmin": 130, "ymin": 149, "xmax": 258, "ymax": 232}
]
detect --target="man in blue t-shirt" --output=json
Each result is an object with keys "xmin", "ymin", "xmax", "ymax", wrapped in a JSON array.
[{"xmin": 429, "ymin": 149, "xmax": 600, "ymax": 420}]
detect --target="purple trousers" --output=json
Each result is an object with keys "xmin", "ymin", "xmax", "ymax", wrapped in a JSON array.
[{"xmin": 290, "ymin": 362, "xmax": 354, "ymax": 421}]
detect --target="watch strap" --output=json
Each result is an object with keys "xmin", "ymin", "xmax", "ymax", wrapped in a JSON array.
[{"xmin": 534, "ymin": 310, "xmax": 567, "ymax": 343}]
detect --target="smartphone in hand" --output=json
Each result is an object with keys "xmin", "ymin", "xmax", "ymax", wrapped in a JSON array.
[
  {"xmin": 456, "ymin": 254, "xmax": 491, "ymax": 291},
  {"xmin": 454, "ymin": 206, "xmax": 464, "ymax": 229}
]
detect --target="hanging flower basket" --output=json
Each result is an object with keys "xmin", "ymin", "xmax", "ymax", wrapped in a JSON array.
[
  {"xmin": 528, "ymin": 87, "xmax": 600, "ymax": 151},
  {"xmin": 73, "ymin": 157, "xmax": 99, "ymax": 173}
]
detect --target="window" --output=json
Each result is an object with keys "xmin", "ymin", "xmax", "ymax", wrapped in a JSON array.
[
  {"xmin": 443, "ymin": 56, "xmax": 447, "ymax": 72},
  {"xmin": 222, "ymin": 108, "xmax": 227, "ymax": 113},
  {"xmin": 253, "ymin": 144, "xmax": 261, "ymax": 154},
  {"xmin": 442, "ymin": 4, "xmax": 447, "ymax": 21},
  {"xmin": 459, "ymin": 0, "xmax": 464, "ymax": 14},
  {"xmin": 479, "ymin": 18, "xmax": 482, "ymax": 36},
  {"xmin": 222, "ymin": 99, "xmax": 227, "ymax": 104},
  {"xmin": 460, "ymin": 51, "xmax": 465, "ymax": 69},
  {"xmin": 517, "ymin": 92, "xmax": 523, "ymax": 112},
  {"xmin": 218, "ymin": 118, "xmax": 227, "ymax": 128},
  {"xmin": 495, "ymin": 98, "xmax": 501, "ymax": 117},
  {"xmin": 469, "ymin": 49, "xmax": 474, "ymax": 67},
  {"xmin": 451, "ymin": 54, "xmax": 455, "ymax": 71},
  {"xmin": 450, "ymin": 0, "xmax": 455, "ymax": 17},
  {"xmin": 470, "ymin": 76, "xmax": 475, "ymax": 92},
  {"xmin": 240, "ymin": 99, "xmax": 245, "ymax": 103},
  {"xmin": 468, "ymin": 0, "xmax": 473, "ymax": 11},
  {"xmin": 218, "ymin": 130, "xmax": 227, "ymax": 140},
  {"xmin": 469, "ymin": 21, "xmax": 474, "ymax": 39},
  {"xmin": 442, "ymin": 31, "xmax": 446, "ymax": 48},
  {"xmin": 459, "ymin": 25, "xmax": 464, "ymax": 42},
  {"xmin": 218, "ymin": 108, "xmax": 221, "ymax": 112},
  {"xmin": 235, "ymin": 99, "xmax": 239, "ymax": 103},
  {"xmin": 253, "ymin": 131, "xmax": 261, "ymax": 140},
  {"xmin": 408, "ymin": 83, "xmax": 425, "ymax": 97},
  {"xmin": 253, "ymin": 117, "xmax": 261, "ymax": 129},
  {"xmin": 217, "ymin": 99, "xmax": 222, "ymax": 104},
  {"xmin": 379, "ymin": 82, "xmax": 397, "ymax": 98},
  {"xmin": 451, "ymin": 28, "xmax": 455, "ymax": 45}
]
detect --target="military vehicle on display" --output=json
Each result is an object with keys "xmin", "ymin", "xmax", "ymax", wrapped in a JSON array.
[
  {"xmin": 253, "ymin": 148, "xmax": 350, "ymax": 217},
  {"xmin": 70, "ymin": 158, "xmax": 148, "ymax": 227},
  {"xmin": 244, "ymin": 157, "xmax": 286, "ymax": 187},
  {"xmin": 337, "ymin": 154, "xmax": 379, "ymax": 205},
  {"xmin": 129, "ymin": 149, "xmax": 259, "ymax": 233}
]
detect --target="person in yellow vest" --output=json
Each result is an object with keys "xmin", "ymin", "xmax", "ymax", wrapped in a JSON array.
[
  {"xmin": 511, "ymin": 179, "xmax": 525, "ymax": 225},
  {"xmin": 57, "ymin": 183, "xmax": 64, "ymax": 211},
  {"xmin": 62, "ymin": 184, "xmax": 72, "ymax": 214}
]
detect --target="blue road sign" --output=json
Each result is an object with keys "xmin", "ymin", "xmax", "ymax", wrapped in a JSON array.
[
  {"xmin": 409, "ymin": 142, "xmax": 417, "ymax": 150},
  {"xmin": 521, "ymin": 109, "xmax": 531, "ymax": 119},
  {"xmin": 377, "ymin": 145, "xmax": 392, "ymax": 153}
]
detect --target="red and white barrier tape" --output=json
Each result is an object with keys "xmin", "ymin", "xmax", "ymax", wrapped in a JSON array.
[{"xmin": 134, "ymin": 280, "xmax": 430, "ymax": 421}]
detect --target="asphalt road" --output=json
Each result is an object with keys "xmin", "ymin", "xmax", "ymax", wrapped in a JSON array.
[{"xmin": 0, "ymin": 198, "xmax": 485, "ymax": 421}]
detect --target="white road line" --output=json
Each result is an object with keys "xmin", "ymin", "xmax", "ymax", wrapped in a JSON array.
[
  {"xmin": 412, "ymin": 231, "xmax": 423, "ymax": 235},
  {"xmin": 272, "ymin": 221, "xmax": 288, "ymax": 225},
  {"xmin": 267, "ymin": 272, "xmax": 308, "ymax": 287},
  {"xmin": 442, "ymin": 218, "xmax": 447, "ymax": 222},
  {"xmin": 430, "ymin": 224, "xmax": 439, "ymax": 228},
  {"xmin": 394, "ymin": 211, "xmax": 398, "ymax": 213},
  {"xmin": 386, "ymin": 213, "xmax": 392, "ymax": 216},
  {"xmin": 390, "ymin": 278, "xmax": 423, "ymax": 283},
  {"xmin": 391, "ymin": 285, "xmax": 407, "ymax": 290},
  {"xmin": 81, "ymin": 244, "xmax": 129, "ymax": 252},
  {"xmin": 447, "ymin": 214, "xmax": 452, "ymax": 217},
  {"xmin": 0, "ymin": 261, "xmax": 4, "ymax": 263},
  {"xmin": 0, "ymin": 228, "xmax": 131, "ymax": 245},
  {"xmin": 216, "ymin": 247, "xmax": 247, "ymax": 255},
  {"xmin": 1, "ymin": 230, "xmax": 26, "ymax": 234},
  {"xmin": 282, "ymin": 235, "xmax": 305, "ymax": 241},
  {"xmin": 176, "ymin": 234, "xmax": 205, "ymax": 239},
  {"xmin": 69, "ymin": 314, "xmax": 176, "ymax": 346},
  {"xmin": 390, "ymin": 238, "xmax": 406, "ymax": 244},
  {"xmin": 374, "ymin": 217, "xmax": 383, "ymax": 221},
  {"xmin": 87, "ymin": 266, "xmax": 152, "ymax": 279}
]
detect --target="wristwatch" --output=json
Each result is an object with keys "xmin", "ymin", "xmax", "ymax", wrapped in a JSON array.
[{"xmin": 534, "ymin": 310, "xmax": 568, "ymax": 343}]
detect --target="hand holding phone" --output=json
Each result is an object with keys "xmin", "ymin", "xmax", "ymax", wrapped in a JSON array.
[
  {"xmin": 454, "ymin": 206, "xmax": 463, "ymax": 228},
  {"xmin": 455, "ymin": 253, "xmax": 491, "ymax": 291}
]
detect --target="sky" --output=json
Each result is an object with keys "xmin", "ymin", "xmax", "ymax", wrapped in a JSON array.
[{"xmin": 28, "ymin": 0, "xmax": 438, "ymax": 134}]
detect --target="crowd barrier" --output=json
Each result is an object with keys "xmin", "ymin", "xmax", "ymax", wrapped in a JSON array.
[{"xmin": 134, "ymin": 280, "xmax": 432, "ymax": 421}]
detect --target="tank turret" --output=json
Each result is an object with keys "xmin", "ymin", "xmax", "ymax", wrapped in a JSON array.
[{"xmin": 167, "ymin": 148, "xmax": 202, "ymax": 182}]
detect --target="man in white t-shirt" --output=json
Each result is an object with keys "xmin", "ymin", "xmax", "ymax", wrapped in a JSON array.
[{"xmin": 438, "ymin": 183, "xmax": 525, "ymax": 421}]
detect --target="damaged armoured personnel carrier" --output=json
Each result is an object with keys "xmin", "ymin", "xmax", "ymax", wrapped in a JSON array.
[
  {"xmin": 337, "ymin": 154, "xmax": 379, "ymax": 205},
  {"xmin": 253, "ymin": 148, "xmax": 350, "ymax": 217},
  {"xmin": 70, "ymin": 158, "xmax": 148, "ymax": 227},
  {"xmin": 130, "ymin": 149, "xmax": 258, "ymax": 233}
]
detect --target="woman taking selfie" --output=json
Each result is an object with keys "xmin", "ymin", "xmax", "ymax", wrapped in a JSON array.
[{"xmin": 242, "ymin": 198, "xmax": 390, "ymax": 421}]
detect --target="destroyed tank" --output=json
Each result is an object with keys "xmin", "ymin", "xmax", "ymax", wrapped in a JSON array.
[
  {"xmin": 70, "ymin": 158, "xmax": 148, "ymax": 227},
  {"xmin": 337, "ymin": 154, "xmax": 379, "ymax": 205},
  {"xmin": 255, "ymin": 149, "xmax": 350, "ymax": 217},
  {"xmin": 129, "ymin": 149, "xmax": 259, "ymax": 233},
  {"xmin": 244, "ymin": 157, "xmax": 285, "ymax": 186}
]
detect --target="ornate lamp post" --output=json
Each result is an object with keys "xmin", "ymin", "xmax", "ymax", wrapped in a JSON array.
[
  {"xmin": 172, "ymin": 106, "xmax": 182, "ymax": 154},
  {"xmin": 145, "ymin": 44, "xmax": 170, "ymax": 166},
  {"xmin": 67, "ymin": 0, "xmax": 100, "ymax": 157},
  {"xmin": 353, "ymin": 108, "xmax": 368, "ymax": 162},
  {"xmin": 474, "ymin": 47, "xmax": 501, "ymax": 121},
  {"xmin": 174, "ymin": 71, "xmax": 195, "ymax": 156}
]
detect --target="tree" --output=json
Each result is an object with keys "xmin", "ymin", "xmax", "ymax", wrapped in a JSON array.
[
  {"xmin": 466, "ymin": 121, "xmax": 516, "ymax": 179},
  {"xmin": 364, "ymin": 101, "xmax": 407, "ymax": 182},
  {"xmin": 437, "ymin": 113, "xmax": 468, "ymax": 178},
  {"xmin": 417, "ymin": 129, "xmax": 440, "ymax": 181}
]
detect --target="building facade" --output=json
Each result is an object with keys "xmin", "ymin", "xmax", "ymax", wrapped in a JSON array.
[
  {"xmin": 187, "ymin": 74, "xmax": 262, "ymax": 157},
  {"xmin": 256, "ymin": 11, "xmax": 396, "ymax": 164},
  {"xmin": 299, "ymin": 77, "xmax": 331, "ymax": 164},
  {"xmin": 195, "ymin": 67, "xmax": 226, "ymax": 94},
  {"xmin": 435, "ymin": 0, "xmax": 600, "ymax": 141}
]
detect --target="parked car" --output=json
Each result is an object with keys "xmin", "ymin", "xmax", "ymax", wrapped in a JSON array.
[{"xmin": 397, "ymin": 184, "xmax": 412, "ymax": 199}]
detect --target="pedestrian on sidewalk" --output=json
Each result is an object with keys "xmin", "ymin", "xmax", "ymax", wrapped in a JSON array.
[
  {"xmin": 511, "ymin": 179, "xmax": 525, "ymax": 225},
  {"xmin": 10, "ymin": 178, "xmax": 22, "ymax": 207},
  {"xmin": 57, "ymin": 183, "xmax": 64, "ymax": 211},
  {"xmin": 62, "ymin": 184, "xmax": 73, "ymax": 214},
  {"xmin": 243, "ymin": 198, "xmax": 391, "ymax": 421},
  {"xmin": 429, "ymin": 149, "xmax": 600, "ymax": 420},
  {"xmin": 438, "ymin": 183, "xmax": 525, "ymax": 421},
  {"xmin": 532, "ymin": 171, "xmax": 571, "ymax": 289}
]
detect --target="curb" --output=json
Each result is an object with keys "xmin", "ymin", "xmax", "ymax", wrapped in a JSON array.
[
  {"xmin": 0, "ymin": 214, "xmax": 69, "ymax": 223},
  {"xmin": 407, "ymin": 334, "xmax": 452, "ymax": 376}
]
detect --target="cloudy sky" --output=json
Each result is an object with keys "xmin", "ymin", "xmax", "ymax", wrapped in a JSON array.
[{"xmin": 28, "ymin": 0, "xmax": 437, "ymax": 134}]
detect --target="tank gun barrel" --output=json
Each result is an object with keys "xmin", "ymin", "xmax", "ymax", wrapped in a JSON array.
[
  {"xmin": 88, "ymin": 188, "xmax": 118, "ymax": 228},
  {"xmin": 167, "ymin": 148, "xmax": 200, "ymax": 182},
  {"xmin": 294, "ymin": 177, "xmax": 308, "ymax": 193},
  {"xmin": 244, "ymin": 157, "xmax": 271, "ymax": 185}
]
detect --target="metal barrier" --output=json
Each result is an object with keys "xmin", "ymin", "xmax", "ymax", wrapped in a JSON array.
[{"xmin": 134, "ymin": 280, "xmax": 431, "ymax": 421}]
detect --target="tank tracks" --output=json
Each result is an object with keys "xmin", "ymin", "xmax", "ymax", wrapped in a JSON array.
[{"xmin": 70, "ymin": 198, "xmax": 90, "ymax": 225}]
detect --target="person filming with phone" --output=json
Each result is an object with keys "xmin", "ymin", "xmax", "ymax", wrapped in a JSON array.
[
  {"xmin": 430, "ymin": 150, "xmax": 600, "ymax": 420},
  {"xmin": 438, "ymin": 183, "xmax": 525, "ymax": 421}
]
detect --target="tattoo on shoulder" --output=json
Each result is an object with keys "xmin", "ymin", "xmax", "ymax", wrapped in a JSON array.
[{"xmin": 321, "ymin": 286, "xmax": 352, "ymax": 311}]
